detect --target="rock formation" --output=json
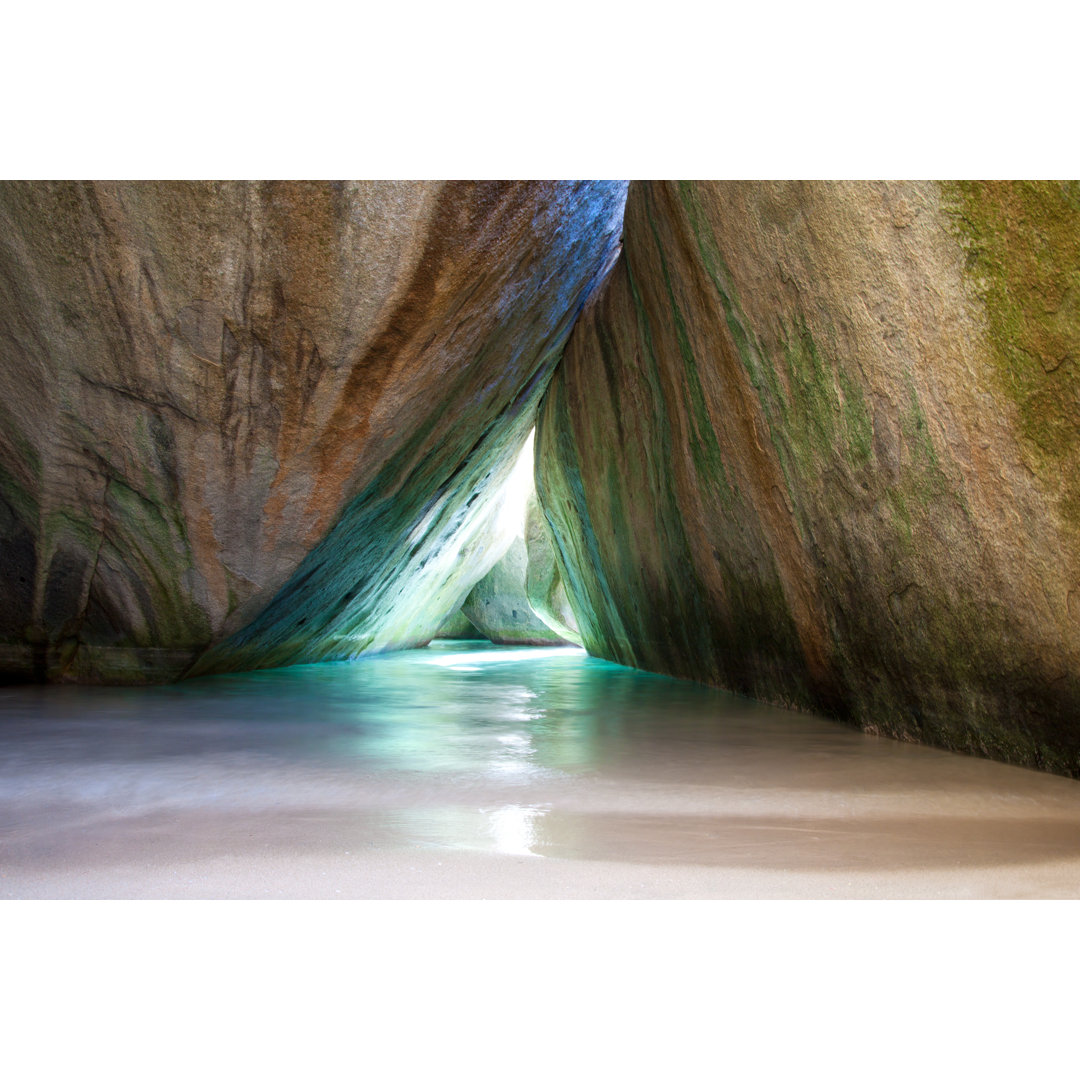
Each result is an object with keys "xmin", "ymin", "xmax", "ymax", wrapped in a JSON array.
[
  {"xmin": 524, "ymin": 492, "xmax": 582, "ymax": 645},
  {"xmin": 460, "ymin": 534, "xmax": 568, "ymax": 645},
  {"xmin": 0, "ymin": 181, "xmax": 627, "ymax": 682},
  {"xmin": 434, "ymin": 609, "xmax": 486, "ymax": 640},
  {"xmin": 537, "ymin": 181, "xmax": 1080, "ymax": 775},
  {"xmin": 7, "ymin": 176, "xmax": 1080, "ymax": 778}
]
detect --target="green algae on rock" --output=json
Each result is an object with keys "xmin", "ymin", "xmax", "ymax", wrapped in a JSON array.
[
  {"xmin": 0, "ymin": 181, "xmax": 627, "ymax": 682},
  {"xmin": 537, "ymin": 180, "xmax": 1080, "ymax": 776}
]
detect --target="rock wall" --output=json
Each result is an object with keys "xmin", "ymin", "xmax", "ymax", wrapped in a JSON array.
[
  {"xmin": 0, "ymin": 180, "xmax": 627, "ymax": 682},
  {"xmin": 524, "ymin": 492, "xmax": 582, "ymax": 645},
  {"xmin": 537, "ymin": 180, "xmax": 1080, "ymax": 775}
]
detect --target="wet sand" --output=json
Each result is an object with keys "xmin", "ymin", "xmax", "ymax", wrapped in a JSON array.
[{"xmin": 3, "ymin": 640, "xmax": 1080, "ymax": 898}]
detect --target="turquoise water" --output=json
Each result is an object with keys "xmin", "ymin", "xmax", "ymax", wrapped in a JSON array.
[{"xmin": 4, "ymin": 640, "xmax": 1080, "ymax": 898}]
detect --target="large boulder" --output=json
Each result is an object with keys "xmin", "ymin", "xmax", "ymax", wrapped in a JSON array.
[
  {"xmin": 0, "ymin": 180, "xmax": 627, "ymax": 682},
  {"xmin": 461, "ymin": 534, "xmax": 568, "ymax": 646},
  {"xmin": 537, "ymin": 180, "xmax": 1080, "ymax": 775}
]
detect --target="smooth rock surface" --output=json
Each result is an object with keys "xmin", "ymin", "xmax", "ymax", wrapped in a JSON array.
[
  {"xmin": 0, "ymin": 181, "xmax": 627, "ymax": 682},
  {"xmin": 538, "ymin": 181, "xmax": 1080, "ymax": 775},
  {"xmin": 461, "ymin": 535, "xmax": 568, "ymax": 645},
  {"xmin": 524, "ymin": 491, "xmax": 582, "ymax": 645}
]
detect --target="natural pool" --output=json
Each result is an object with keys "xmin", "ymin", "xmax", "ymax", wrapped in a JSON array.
[{"xmin": 3, "ymin": 639, "xmax": 1080, "ymax": 898}]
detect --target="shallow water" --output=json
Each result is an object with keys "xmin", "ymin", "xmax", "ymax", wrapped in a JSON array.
[{"xmin": 3, "ymin": 639, "xmax": 1080, "ymax": 898}]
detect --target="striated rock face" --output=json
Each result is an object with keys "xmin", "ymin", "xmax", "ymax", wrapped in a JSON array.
[
  {"xmin": 538, "ymin": 180, "xmax": 1080, "ymax": 775},
  {"xmin": 0, "ymin": 180, "xmax": 627, "ymax": 682},
  {"xmin": 460, "ymin": 535, "xmax": 568, "ymax": 645}
]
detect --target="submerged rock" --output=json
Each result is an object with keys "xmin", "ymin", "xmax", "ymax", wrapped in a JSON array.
[
  {"xmin": 461, "ymin": 535, "xmax": 568, "ymax": 645},
  {"xmin": 0, "ymin": 181, "xmax": 627, "ymax": 682},
  {"xmin": 537, "ymin": 180, "xmax": 1080, "ymax": 775}
]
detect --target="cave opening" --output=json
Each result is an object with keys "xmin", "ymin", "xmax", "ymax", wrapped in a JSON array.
[{"xmin": 430, "ymin": 426, "xmax": 581, "ymax": 652}]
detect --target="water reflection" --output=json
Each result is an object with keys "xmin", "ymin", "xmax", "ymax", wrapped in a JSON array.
[
  {"xmin": 484, "ymin": 805, "xmax": 548, "ymax": 857},
  {"xmin": 422, "ymin": 646, "xmax": 585, "ymax": 667},
  {"xmin": 4, "ymin": 640, "xmax": 1080, "ymax": 897}
]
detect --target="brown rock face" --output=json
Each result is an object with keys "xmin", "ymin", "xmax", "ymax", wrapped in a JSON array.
[
  {"xmin": 0, "ymin": 180, "xmax": 627, "ymax": 682},
  {"xmin": 537, "ymin": 180, "xmax": 1080, "ymax": 775}
]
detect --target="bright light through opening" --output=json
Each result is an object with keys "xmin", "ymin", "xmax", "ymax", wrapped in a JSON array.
[{"xmin": 495, "ymin": 429, "xmax": 536, "ymax": 542}]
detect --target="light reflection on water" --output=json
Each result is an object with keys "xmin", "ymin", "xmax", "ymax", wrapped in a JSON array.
[
  {"xmin": 485, "ymin": 804, "xmax": 548, "ymax": 857},
  {"xmin": 4, "ymin": 639, "xmax": 1080, "ymax": 893}
]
